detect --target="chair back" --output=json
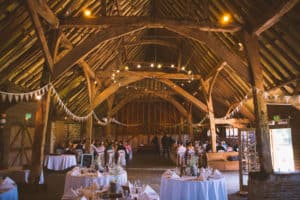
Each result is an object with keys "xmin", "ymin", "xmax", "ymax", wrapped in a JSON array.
[
  {"xmin": 74, "ymin": 149, "xmax": 83, "ymax": 163},
  {"xmin": 107, "ymin": 150, "xmax": 115, "ymax": 167},
  {"xmin": 96, "ymin": 152, "xmax": 105, "ymax": 168},
  {"xmin": 117, "ymin": 150, "xmax": 126, "ymax": 166}
]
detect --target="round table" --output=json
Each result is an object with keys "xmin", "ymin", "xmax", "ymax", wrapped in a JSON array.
[
  {"xmin": 44, "ymin": 154, "xmax": 77, "ymax": 171},
  {"xmin": 0, "ymin": 185, "xmax": 18, "ymax": 200},
  {"xmin": 160, "ymin": 172, "xmax": 228, "ymax": 200}
]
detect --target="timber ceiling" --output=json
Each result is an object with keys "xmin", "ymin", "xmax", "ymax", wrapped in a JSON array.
[{"xmin": 0, "ymin": 0, "xmax": 299, "ymax": 122}]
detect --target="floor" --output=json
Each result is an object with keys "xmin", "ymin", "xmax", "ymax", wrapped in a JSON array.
[{"xmin": 15, "ymin": 151, "xmax": 247, "ymax": 200}]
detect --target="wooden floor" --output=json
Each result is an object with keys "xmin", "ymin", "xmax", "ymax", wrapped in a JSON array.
[{"xmin": 17, "ymin": 151, "xmax": 247, "ymax": 200}]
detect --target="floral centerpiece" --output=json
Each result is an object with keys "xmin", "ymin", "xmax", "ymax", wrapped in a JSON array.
[{"xmin": 186, "ymin": 155, "xmax": 199, "ymax": 176}]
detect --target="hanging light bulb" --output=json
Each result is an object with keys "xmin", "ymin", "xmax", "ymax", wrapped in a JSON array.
[
  {"xmin": 124, "ymin": 66, "xmax": 129, "ymax": 71},
  {"xmin": 157, "ymin": 64, "xmax": 162, "ymax": 69},
  {"xmin": 221, "ymin": 13, "xmax": 231, "ymax": 24},
  {"xmin": 181, "ymin": 66, "xmax": 186, "ymax": 71},
  {"xmin": 188, "ymin": 70, "xmax": 192, "ymax": 75},
  {"xmin": 137, "ymin": 64, "xmax": 141, "ymax": 69},
  {"xmin": 171, "ymin": 64, "xmax": 175, "ymax": 68},
  {"xmin": 150, "ymin": 63, "xmax": 154, "ymax": 68},
  {"xmin": 83, "ymin": 9, "xmax": 91, "ymax": 17}
]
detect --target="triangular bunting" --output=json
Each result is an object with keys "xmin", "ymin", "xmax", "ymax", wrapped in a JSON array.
[
  {"xmin": 14, "ymin": 95, "xmax": 19, "ymax": 102},
  {"xmin": 20, "ymin": 93, "xmax": 24, "ymax": 101},
  {"xmin": 1, "ymin": 94, "xmax": 6, "ymax": 102},
  {"xmin": 25, "ymin": 93, "xmax": 30, "ymax": 101},
  {"xmin": 8, "ymin": 94, "xmax": 13, "ymax": 102}
]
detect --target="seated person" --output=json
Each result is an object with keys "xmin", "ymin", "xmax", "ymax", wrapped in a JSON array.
[
  {"xmin": 177, "ymin": 142, "xmax": 186, "ymax": 155},
  {"xmin": 65, "ymin": 140, "xmax": 74, "ymax": 154},
  {"xmin": 216, "ymin": 143, "xmax": 226, "ymax": 152}
]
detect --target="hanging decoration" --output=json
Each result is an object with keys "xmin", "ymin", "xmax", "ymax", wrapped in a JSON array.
[
  {"xmin": 1, "ymin": 83, "xmax": 300, "ymax": 123},
  {"xmin": 0, "ymin": 84, "xmax": 50, "ymax": 103}
]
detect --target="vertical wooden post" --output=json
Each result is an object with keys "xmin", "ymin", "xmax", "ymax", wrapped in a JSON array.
[
  {"xmin": 243, "ymin": 31, "xmax": 273, "ymax": 173},
  {"xmin": 0, "ymin": 112, "xmax": 9, "ymax": 169},
  {"xmin": 106, "ymin": 96, "xmax": 114, "ymax": 138},
  {"xmin": 201, "ymin": 79, "xmax": 217, "ymax": 152},
  {"xmin": 207, "ymin": 96, "xmax": 217, "ymax": 152},
  {"xmin": 187, "ymin": 113, "xmax": 194, "ymax": 139},
  {"xmin": 29, "ymin": 83, "xmax": 51, "ymax": 184}
]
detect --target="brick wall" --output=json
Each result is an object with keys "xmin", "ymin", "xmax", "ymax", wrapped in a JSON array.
[{"xmin": 248, "ymin": 172, "xmax": 300, "ymax": 199}]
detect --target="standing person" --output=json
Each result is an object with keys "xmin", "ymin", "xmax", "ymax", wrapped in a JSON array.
[
  {"xmin": 151, "ymin": 134, "xmax": 159, "ymax": 154},
  {"xmin": 124, "ymin": 141, "xmax": 132, "ymax": 162},
  {"xmin": 161, "ymin": 134, "xmax": 168, "ymax": 159}
]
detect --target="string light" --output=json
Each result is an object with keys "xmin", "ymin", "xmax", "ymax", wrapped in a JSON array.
[
  {"xmin": 83, "ymin": 9, "xmax": 91, "ymax": 17},
  {"xmin": 137, "ymin": 64, "xmax": 141, "ymax": 69},
  {"xmin": 35, "ymin": 94, "xmax": 42, "ymax": 101},
  {"xmin": 157, "ymin": 64, "xmax": 162, "ymax": 69},
  {"xmin": 221, "ymin": 13, "xmax": 231, "ymax": 24}
]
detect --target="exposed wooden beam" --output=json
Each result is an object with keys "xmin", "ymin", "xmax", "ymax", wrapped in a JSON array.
[
  {"xmin": 205, "ymin": 62, "xmax": 227, "ymax": 82},
  {"xmin": 124, "ymin": 39, "xmax": 177, "ymax": 49},
  {"xmin": 165, "ymin": 26, "xmax": 251, "ymax": 83},
  {"xmin": 26, "ymin": 0, "xmax": 54, "ymax": 72},
  {"xmin": 53, "ymin": 26, "xmax": 145, "ymax": 80},
  {"xmin": 59, "ymin": 16, "xmax": 241, "ymax": 32},
  {"xmin": 252, "ymin": 0, "xmax": 299, "ymax": 35},
  {"xmin": 92, "ymin": 76, "xmax": 144, "ymax": 109},
  {"xmin": 101, "ymin": 0, "xmax": 107, "ymax": 16},
  {"xmin": 294, "ymin": 81, "xmax": 300, "ymax": 95},
  {"xmin": 158, "ymin": 79, "xmax": 208, "ymax": 112},
  {"xmin": 110, "ymin": 91, "xmax": 189, "ymax": 118},
  {"xmin": 96, "ymin": 71, "xmax": 201, "ymax": 80},
  {"xmin": 243, "ymin": 30, "xmax": 273, "ymax": 173},
  {"xmin": 34, "ymin": 0, "xmax": 59, "ymax": 28}
]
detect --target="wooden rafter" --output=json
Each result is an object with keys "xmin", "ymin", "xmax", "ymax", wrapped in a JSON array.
[
  {"xmin": 165, "ymin": 26, "xmax": 251, "ymax": 83},
  {"xmin": 158, "ymin": 79, "xmax": 208, "ymax": 112},
  {"xmin": 110, "ymin": 91, "xmax": 189, "ymax": 118},
  {"xmin": 124, "ymin": 39, "xmax": 177, "ymax": 49},
  {"xmin": 53, "ymin": 26, "xmax": 146, "ymax": 80},
  {"xmin": 95, "ymin": 71, "xmax": 201, "ymax": 80},
  {"xmin": 92, "ymin": 76, "xmax": 144, "ymax": 109},
  {"xmin": 26, "ymin": 0, "xmax": 54, "ymax": 71},
  {"xmin": 252, "ymin": 0, "xmax": 299, "ymax": 35},
  {"xmin": 59, "ymin": 16, "xmax": 241, "ymax": 32}
]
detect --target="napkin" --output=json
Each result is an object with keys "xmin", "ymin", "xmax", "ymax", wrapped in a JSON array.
[
  {"xmin": 210, "ymin": 169, "xmax": 223, "ymax": 179},
  {"xmin": 0, "ymin": 177, "xmax": 15, "ymax": 190},
  {"xmin": 70, "ymin": 170, "xmax": 80, "ymax": 176},
  {"xmin": 80, "ymin": 196, "xmax": 88, "ymax": 200},
  {"xmin": 170, "ymin": 172, "xmax": 180, "ymax": 179},
  {"xmin": 3, "ymin": 177, "xmax": 15, "ymax": 185},
  {"xmin": 140, "ymin": 185, "xmax": 160, "ymax": 200}
]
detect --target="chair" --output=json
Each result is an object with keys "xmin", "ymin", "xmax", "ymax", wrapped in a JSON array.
[
  {"xmin": 107, "ymin": 150, "xmax": 115, "ymax": 167},
  {"xmin": 177, "ymin": 152, "xmax": 185, "ymax": 166},
  {"xmin": 74, "ymin": 149, "xmax": 83, "ymax": 164},
  {"xmin": 117, "ymin": 150, "xmax": 126, "ymax": 166},
  {"xmin": 96, "ymin": 152, "xmax": 105, "ymax": 169}
]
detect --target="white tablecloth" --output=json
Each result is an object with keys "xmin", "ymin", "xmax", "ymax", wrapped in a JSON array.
[
  {"xmin": 160, "ymin": 173, "xmax": 228, "ymax": 200},
  {"xmin": 44, "ymin": 154, "xmax": 77, "ymax": 171},
  {"xmin": 62, "ymin": 170, "xmax": 128, "ymax": 198}
]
